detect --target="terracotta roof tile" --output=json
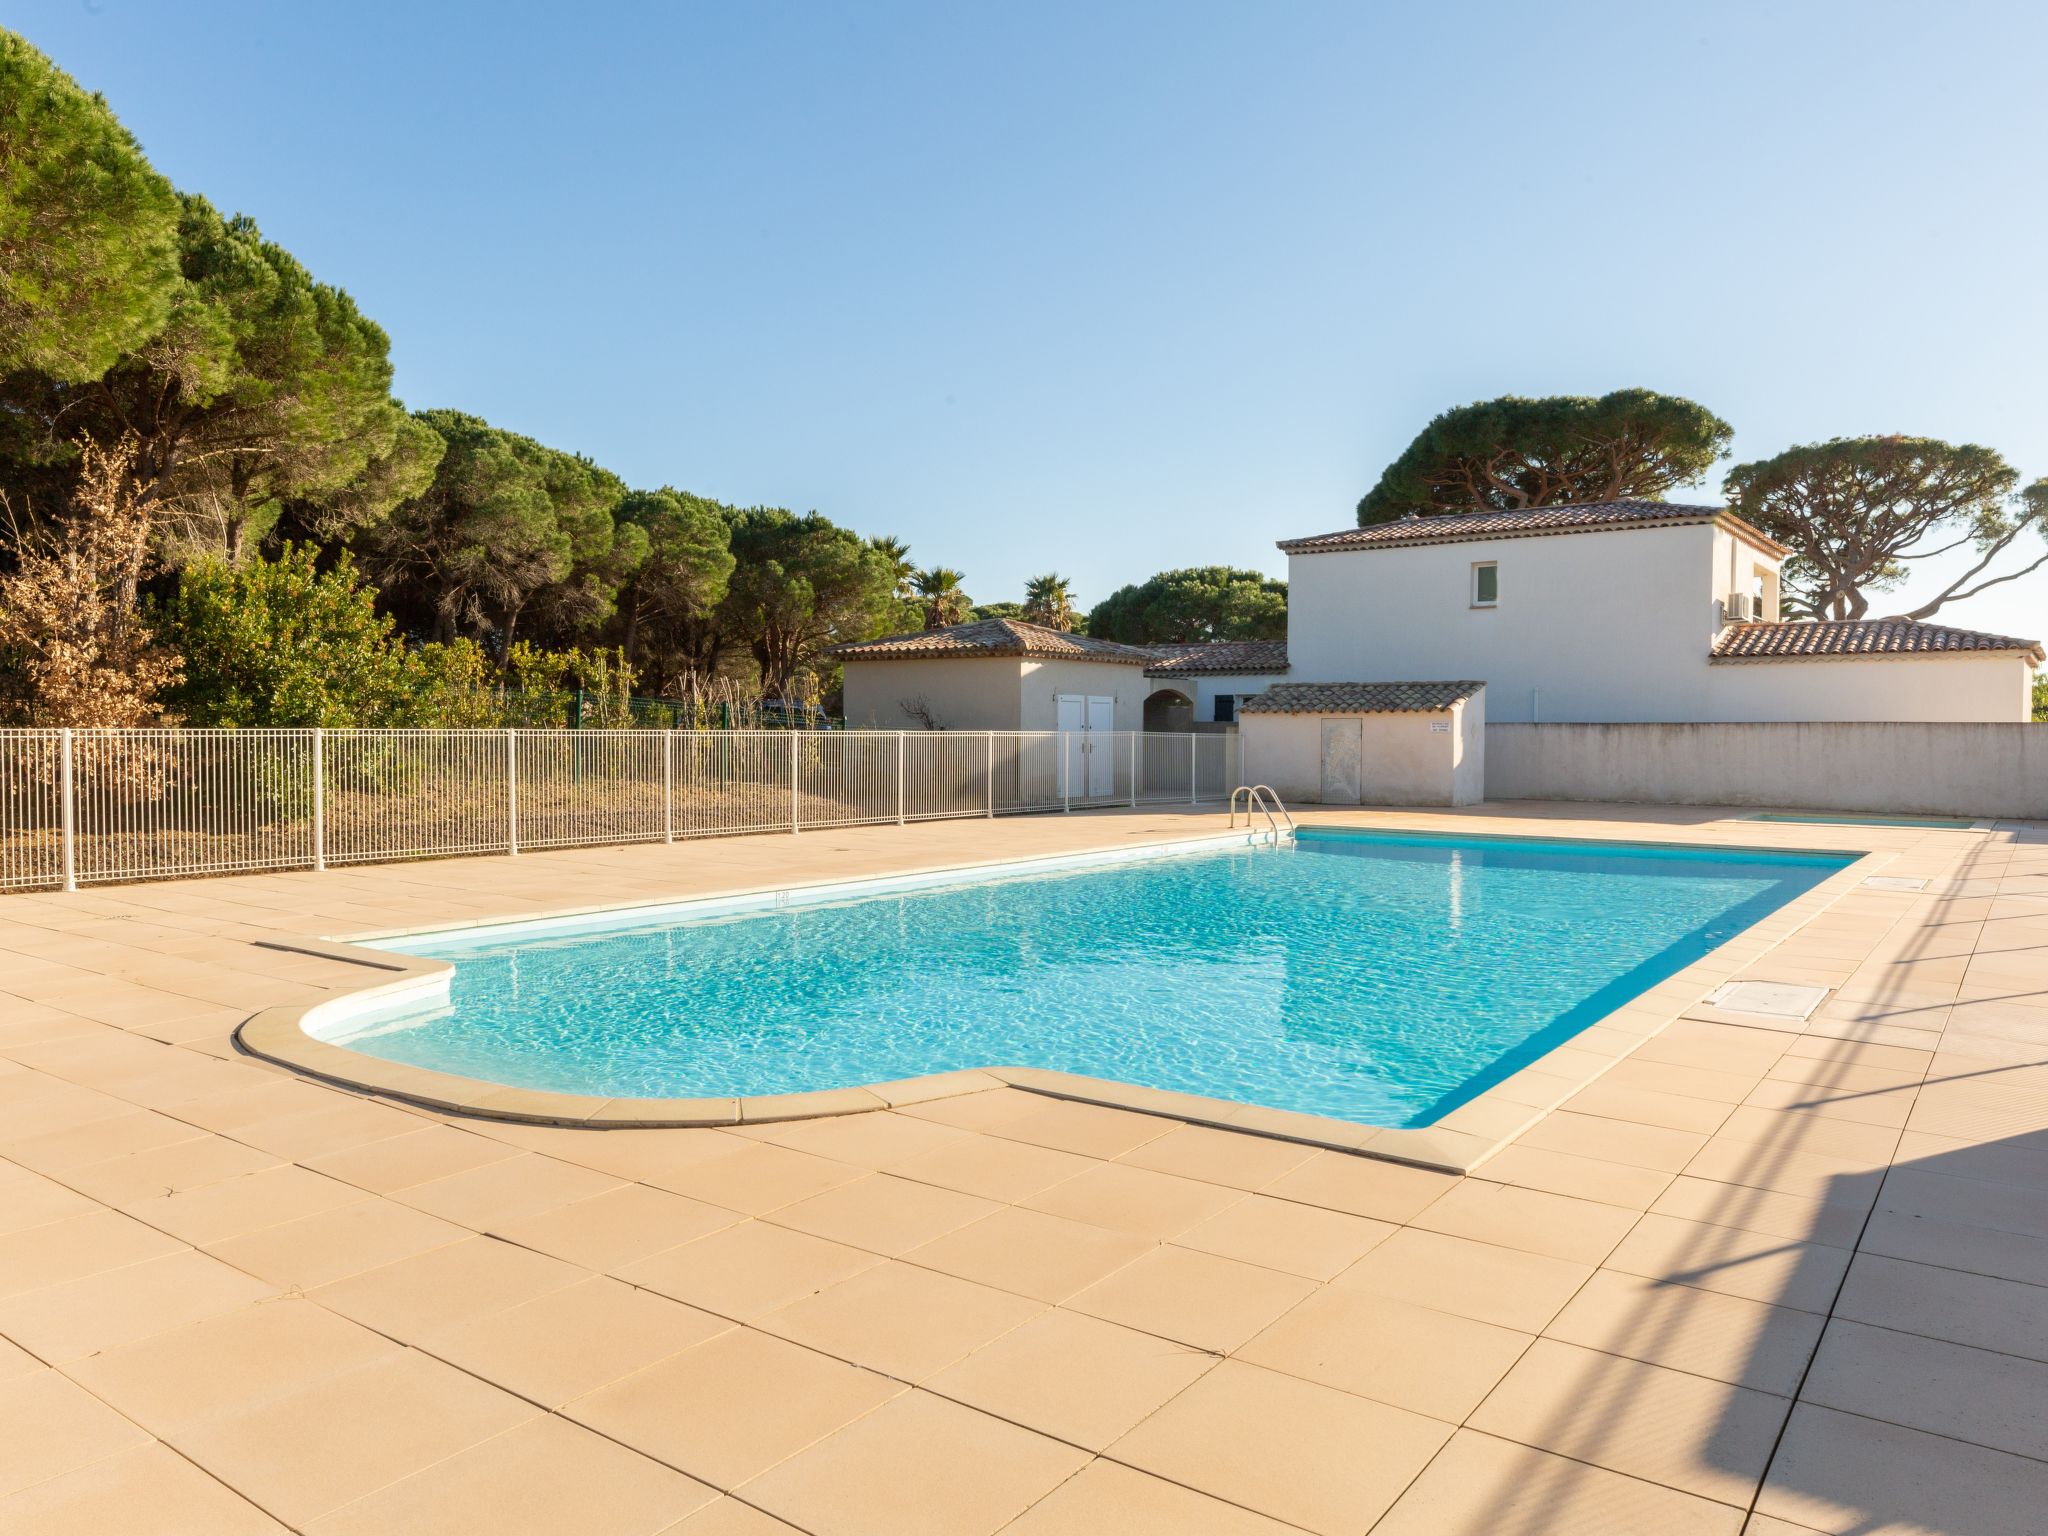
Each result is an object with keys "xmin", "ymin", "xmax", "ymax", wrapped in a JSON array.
[
  {"xmin": 1237, "ymin": 681, "xmax": 1484, "ymax": 714},
  {"xmin": 830, "ymin": 618, "xmax": 1155, "ymax": 665},
  {"xmin": 1711, "ymin": 620, "xmax": 2044, "ymax": 664},
  {"xmin": 1278, "ymin": 500, "xmax": 1784, "ymax": 555},
  {"xmin": 1142, "ymin": 641, "xmax": 1290, "ymax": 676}
]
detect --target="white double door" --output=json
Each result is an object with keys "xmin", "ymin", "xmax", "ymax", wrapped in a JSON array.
[{"xmin": 1055, "ymin": 695, "xmax": 1117, "ymax": 798}]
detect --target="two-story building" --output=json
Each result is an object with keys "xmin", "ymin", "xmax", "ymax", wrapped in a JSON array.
[{"xmin": 1278, "ymin": 500, "xmax": 2040, "ymax": 723}]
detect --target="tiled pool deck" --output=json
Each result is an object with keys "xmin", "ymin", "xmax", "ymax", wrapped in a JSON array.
[{"xmin": 1, "ymin": 802, "xmax": 2044, "ymax": 1534}]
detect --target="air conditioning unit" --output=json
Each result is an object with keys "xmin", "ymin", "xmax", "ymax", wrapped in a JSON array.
[{"xmin": 1724, "ymin": 593, "xmax": 1756, "ymax": 623}]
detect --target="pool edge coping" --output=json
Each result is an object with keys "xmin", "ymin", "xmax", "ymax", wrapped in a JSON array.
[{"xmin": 232, "ymin": 821, "xmax": 1893, "ymax": 1175}]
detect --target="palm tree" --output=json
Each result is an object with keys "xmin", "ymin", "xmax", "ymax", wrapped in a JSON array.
[
  {"xmin": 913, "ymin": 566, "xmax": 971, "ymax": 629},
  {"xmin": 868, "ymin": 535, "xmax": 917, "ymax": 601},
  {"xmin": 1022, "ymin": 572, "xmax": 1077, "ymax": 631}
]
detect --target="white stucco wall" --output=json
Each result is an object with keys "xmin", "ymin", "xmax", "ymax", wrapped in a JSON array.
[
  {"xmin": 1282, "ymin": 522, "xmax": 2028, "ymax": 722},
  {"xmin": 1701, "ymin": 656, "xmax": 2034, "ymax": 722},
  {"xmin": 1152, "ymin": 672, "xmax": 1290, "ymax": 723},
  {"xmin": 1241, "ymin": 692, "xmax": 1483, "ymax": 807},
  {"xmin": 1487, "ymin": 722, "xmax": 2048, "ymax": 819},
  {"xmin": 1017, "ymin": 659, "xmax": 1155, "ymax": 731},
  {"xmin": 840, "ymin": 657, "xmax": 1027, "ymax": 730}
]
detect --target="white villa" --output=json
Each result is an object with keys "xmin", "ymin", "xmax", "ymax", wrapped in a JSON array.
[{"xmin": 835, "ymin": 499, "xmax": 2041, "ymax": 806}]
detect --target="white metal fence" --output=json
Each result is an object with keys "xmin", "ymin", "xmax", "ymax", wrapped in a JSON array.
[{"xmin": 0, "ymin": 728, "xmax": 1239, "ymax": 892}]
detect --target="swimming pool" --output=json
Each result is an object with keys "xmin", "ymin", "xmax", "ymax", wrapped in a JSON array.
[{"xmin": 325, "ymin": 829, "xmax": 1850, "ymax": 1128}]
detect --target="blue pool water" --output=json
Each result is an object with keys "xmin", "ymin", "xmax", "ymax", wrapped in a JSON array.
[{"xmin": 334, "ymin": 830, "xmax": 1850, "ymax": 1128}]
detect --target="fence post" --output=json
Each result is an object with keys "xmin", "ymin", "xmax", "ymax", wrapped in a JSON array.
[
  {"xmin": 311, "ymin": 728, "xmax": 325, "ymax": 872},
  {"xmin": 896, "ymin": 731, "xmax": 905, "ymax": 825},
  {"xmin": 506, "ymin": 730, "xmax": 520, "ymax": 855},
  {"xmin": 1062, "ymin": 733, "xmax": 1071, "ymax": 814},
  {"xmin": 789, "ymin": 730, "xmax": 800, "ymax": 834},
  {"xmin": 58, "ymin": 727, "xmax": 76, "ymax": 893},
  {"xmin": 986, "ymin": 732, "xmax": 994, "ymax": 818},
  {"xmin": 1129, "ymin": 731, "xmax": 1138, "ymax": 808},
  {"xmin": 663, "ymin": 730, "xmax": 674, "ymax": 844},
  {"xmin": 1190, "ymin": 732, "xmax": 1197, "ymax": 804}
]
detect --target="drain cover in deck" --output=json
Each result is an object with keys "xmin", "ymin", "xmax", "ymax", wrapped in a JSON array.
[
  {"xmin": 1704, "ymin": 980, "xmax": 1830, "ymax": 1020},
  {"xmin": 1862, "ymin": 876, "xmax": 1929, "ymax": 892}
]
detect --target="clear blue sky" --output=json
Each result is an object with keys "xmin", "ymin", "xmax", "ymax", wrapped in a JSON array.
[{"xmin": 17, "ymin": 0, "xmax": 2048, "ymax": 640}]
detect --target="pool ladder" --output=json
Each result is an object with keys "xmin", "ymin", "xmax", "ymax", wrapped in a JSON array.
[{"xmin": 1230, "ymin": 785, "xmax": 1295, "ymax": 844}]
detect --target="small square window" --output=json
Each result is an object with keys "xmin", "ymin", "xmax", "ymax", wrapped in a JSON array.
[
  {"xmin": 1472, "ymin": 562, "xmax": 1498, "ymax": 606},
  {"xmin": 1214, "ymin": 694, "xmax": 1236, "ymax": 723}
]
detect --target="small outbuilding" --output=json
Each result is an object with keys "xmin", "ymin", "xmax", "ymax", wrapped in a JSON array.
[
  {"xmin": 1141, "ymin": 640, "xmax": 1290, "ymax": 731},
  {"xmin": 834, "ymin": 618, "xmax": 1157, "ymax": 733},
  {"xmin": 1239, "ymin": 681, "xmax": 1486, "ymax": 806}
]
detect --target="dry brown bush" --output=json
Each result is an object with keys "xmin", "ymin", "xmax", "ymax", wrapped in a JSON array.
[{"xmin": 0, "ymin": 435, "xmax": 183, "ymax": 726}]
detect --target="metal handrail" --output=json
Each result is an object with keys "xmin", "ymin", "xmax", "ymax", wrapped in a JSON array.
[{"xmin": 1229, "ymin": 783, "xmax": 1294, "ymax": 842}]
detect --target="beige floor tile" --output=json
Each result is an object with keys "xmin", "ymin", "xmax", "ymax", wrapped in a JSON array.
[
  {"xmin": 1334, "ymin": 1227, "xmax": 1592, "ymax": 1331},
  {"xmin": 1544, "ymin": 1269, "xmax": 1823, "ymax": 1396},
  {"xmin": 427, "ymin": 1275, "xmax": 732, "ymax": 1407},
  {"xmin": 170, "ymin": 1349, "xmax": 537, "ymax": 1527},
  {"xmin": 128, "ymin": 1163, "xmax": 368, "ymax": 1248},
  {"xmin": 0, "ymin": 1207, "xmax": 185, "ymax": 1297},
  {"xmin": 905, "ymin": 1204, "xmax": 1152, "ymax": 1302},
  {"xmin": 1804, "ymin": 1316, "xmax": 2048, "ymax": 1461},
  {"xmin": 0, "ymin": 1170, "xmax": 97, "ymax": 1236},
  {"xmin": 1878, "ymin": 1163, "xmax": 2048, "ymax": 1239},
  {"xmin": 738, "ymin": 1390, "xmax": 1087, "ymax": 1536},
  {"xmin": 1598, "ymin": 1056, "xmax": 1760, "ymax": 1105},
  {"xmin": 1370, "ymin": 1428, "xmax": 1745, "ymax": 1536},
  {"xmin": 756, "ymin": 1261, "xmax": 1041, "ymax": 1382},
  {"xmin": 1859, "ymin": 1203, "xmax": 2048, "ymax": 1289},
  {"xmin": 1108, "ymin": 1359, "xmax": 1450, "ymax": 1536},
  {"xmin": 493, "ymin": 1182, "xmax": 741, "ymax": 1271},
  {"xmin": 1683, "ymin": 1138, "xmax": 1886, "ymax": 1209},
  {"xmin": 1469, "ymin": 1144, "xmax": 1673, "ymax": 1209},
  {"xmin": 1258, "ymin": 1148, "xmax": 1456, "ymax": 1222},
  {"xmin": 766, "ymin": 1172, "xmax": 999, "ymax": 1256},
  {"xmin": 532, "ymin": 1126, "xmax": 746, "ymax": 1185},
  {"xmin": 67, "ymin": 1297, "xmax": 398, "ymax": 1435},
  {"xmin": 987, "ymin": 1096, "xmax": 1178, "ymax": 1159},
  {"xmin": 1412, "ymin": 1178, "xmax": 1639, "ymax": 1264},
  {"xmin": 0, "ymin": 1247, "xmax": 276, "ymax": 1362},
  {"xmin": 1022, "ymin": 1162, "xmax": 1244, "ymax": 1240},
  {"xmin": 1469, "ymin": 1337, "xmax": 1788, "ymax": 1506},
  {"xmin": 0, "ymin": 1369, "xmax": 151, "ymax": 1499},
  {"xmin": 650, "ymin": 1141, "xmax": 867, "ymax": 1215},
  {"xmin": 568, "ymin": 1327, "xmax": 902, "ymax": 1489},
  {"xmin": 205, "ymin": 1192, "xmax": 466, "ymax": 1288},
  {"xmin": 309, "ymin": 1234, "xmax": 589, "ymax": 1341},
  {"xmin": 617, "ymin": 1218, "xmax": 882, "ymax": 1321},
  {"xmin": 1719, "ymin": 1102, "xmax": 1906, "ymax": 1158},
  {"xmin": 1000, "ymin": 1459, "xmax": 1300, "ymax": 1534},
  {"xmin": 302, "ymin": 1122, "xmax": 522, "ymax": 1193},
  {"xmin": 664, "ymin": 1497, "xmax": 807, "ymax": 1534},
  {"xmin": 1649, "ymin": 1174, "xmax": 1866, "ymax": 1248},
  {"xmin": 0, "ymin": 1441, "xmax": 287, "ymax": 1536},
  {"xmin": 925, "ymin": 1309, "xmax": 1214, "ymax": 1451},
  {"xmin": 303, "ymin": 1413, "xmax": 716, "ymax": 1536},
  {"xmin": 1173, "ymin": 1191, "xmax": 1394, "ymax": 1280},
  {"xmin": 390, "ymin": 1151, "xmax": 623, "ymax": 1229},
  {"xmin": 1515, "ymin": 1109, "xmax": 1708, "ymax": 1172},
  {"xmin": 1758, "ymin": 1403, "xmax": 2048, "ymax": 1536},
  {"xmin": 60, "ymin": 1133, "xmax": 280, "ymax": 1206},
  {"xmin": 1064, "ymin": 1243, "xmax": 1313, "ymax": 1353},
  {"xmin": 1238, "ymin": 1286, "xmax": 1531, "ymax": 1422},
  {"xmin": 1564, "ymin": 1082, "xmax": 1733, "ymax": 1136},
  {"xmin": 883, "ymin": 1133, "xmax": 1094, "ymax": 1203},
  {"xmin": 227, "ymin": 1098, "xmax": 422, "ymax": 1161},
  {"xmin": 0, "ymin": 1108, "xmax": 206, "ymax": 1174},
  {"xmin": 1115, "ymin": 1123, "xmax": 1318, "ymax": 1190},
  {"xmin": 1836, "ymin": 1251, "xmax": 2048, "ymax": 1363},
  {"xmin": 753, "ymin": 1110, "xmax": 968, "ymax": 1168},
  {"xmin": 1605, "ymin": 1213, "xmax": 1851, "ymax": 1314}
]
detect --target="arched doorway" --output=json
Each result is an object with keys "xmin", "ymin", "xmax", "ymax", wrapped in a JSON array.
[{"xmin": 1143, "ymin": 688, "xmax": 1194, "ymax": 732}]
